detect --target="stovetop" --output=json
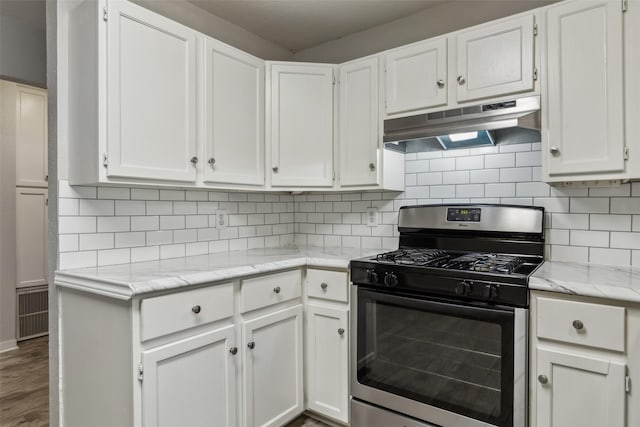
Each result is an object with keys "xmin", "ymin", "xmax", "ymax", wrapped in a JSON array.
[
  {"xmin": 374, "ymin": 248, "xmax": 540, "ymax": 276},
  {"xmin": 351, "ymin": 248, "xmax": 544, "ymax": 307}
]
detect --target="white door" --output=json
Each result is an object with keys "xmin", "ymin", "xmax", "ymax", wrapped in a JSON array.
[
  {"xmin": 243, "ymin": 305, "xmax": 303, "ymax": 427},
  {"xmin": 107, "ymin": 1, "xmax": 197, "ymax": 182},
  {"xmin": 545, "ymin": 1, "xmax": 624, "ymax": 176},
  {"xmin": 305, "ymin": 304, "xmax": 349, "ymax": 423},
  {"xmin": 141, "ymin": 325, "xmax": 237, "ymax": 427},
  {"xmin": 338, "ymin": 57, "xmax": 379, "ymax": 187},
  {"xmin": 384, "ymin": 37, "xmax": 447, "ymax": 115},
  {"xmin": 456, "ymin": 14, "xmax": 535, "ymax": 102},
  {"xmin": 269, "ymin": 64, "xmax": 334, "ymax": 187},
  {"xmin": 203, "ymin": 38, "xmax": 264, "ymax": 186},
  {"xmin": 16, "ymin": 188, "xmax": 48, "ymax": 289},
  {"xmin": 15, "ymin": 85, "xmax": 48, "ymax": 187},
  {"xmin": 536, "ymin": 348, "xmax": 626, "ymax": 427}
]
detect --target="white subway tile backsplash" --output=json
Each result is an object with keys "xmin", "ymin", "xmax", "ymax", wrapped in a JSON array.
[
  {"xmin": 131, "ymin": 216, "xmax": 159, "ymax": 231},
  {"xmin": 79, "ymin": 233, "xmax": 114, "ymax": 251},
  {"xmin": 146, "ymin": 201, "xmax": 173, "ymax": 215},
  {"xmin": 485, "ymin": 153, "xmax": 515, "ymax": 169},
  {"xmin": 131, "ymin": 188, "xmax": 159, "ymax": 200},
  {"xmin": 551, "ymin": 213, "xmax": 589, "ymax": 230},
  {"xmin": 97, "ymin": 216, "xmax": 130, "ymax": 233},
  {"xmin": 60, "ymin": 251, "xmax": 96, "ymax": 269},
  {"xmin": 59, "ymin": 217, "xmax": 96, "ymax": 234},
  {"xmin": 485, "ymin": 183, "xmax": 515, "ymax": 198},
  {"xmin": 570, "ymin": 197, "xmax": 609, "ymax": 214},
  {"xmin": 173, "ymin": 229, "xmax": 197, "ymax": 244},
  {"xmin": 131, "ymin": 246, "xmax": 159, "ymax": 263},
  {"xmin": 160, "ymin": 244, "xmax": 185, "ymax": 259},
  {"xmin": 590, "ymin": 214, "xmax": 631, "ymax": 232},
  {"xmin": 455, "ymin": 156, "xmax": 484, "ymax": 170},
  {"xmin": 79, "ymin": 199, "xmax": 114, "ymax": 216},
  {"xmin": 59, "ymin": 181, "xmax": 96, "ymax": 199},
  {"xmin": 610, "ymin": 232, "xmax": 640, "ymax": 250},
  {"xmin": 443, "ymin": 171, "xmax": 470, "ymax": 184},
  {"xmin": 59, "ymin": 234, "xmax": 79, "ymax": 252},
  {"xmin": 500, "ymin": 167, "xmax": 531, "ymax": 182},
  {"xmin": 174, "ymin": 202, "xmax": 197, "ymax": 215},
  {"xmin": 116, "ymin": 200, "xmax": 146, "ymax": 216},
  {"xmin": 552, "ymin": 245, "xmax": 589, "ymax": 263},
  {"xmin": 146, "ymin": 230, "xmax": 173, "ymax": 246},
  {"xmin": 59, "ymin": 199, "xmax": 79, "ymax": 216},
  {"xmin": 115, "ymin": 232, "xmax": 145, "ymax": 248},
  {"xmin": 98, "ymin": 187, "xmax": 130, "ymax": 200},
  {"xmin": 469, "ymin": 169, "xmax": 500, "ymax": 184},
  {"xmin": 160, "ymin": 190, "xmax": 185, "ymax": 201},
  {"xmin": 515, "ymin": 151, "xmax": 541, "ymax": 167},
  {"xmin": 186, "ymin": 190, "xmax": 208, "ymax": 201},
  {"xmin": 429, "ymin": 158, "xmax": 455, "ymax": 172},
  {"xmin": 516, "ymin": 182, "xmax": 550, "ymax": 198},
  {"xmin": 532, "ymin": 198, "xmax": 569, "ymax": 213},
  {"xmin": 500, "ymin": 143, "xmax": 531, "ymax": 153},
  {"xmin": 98, "ymin": 248, "xmax": 130, "ymax": 266},
  {"xmin": 160, "ymin": 216, "xmax": 185, "ymax": 230},
  {"xmin": 198, "ymin": 228, "xmax": 218, "ymax": 241},
  {"xmin": 570, "ymin": 230, "xmax": 609, "ymax": 248},
  {"xmin": 589, "ymin": 248, "xmax": 631, "ymax": 266},
  {"xmin": 185, "ymin": 215, "xmax": 208, "ymax": 229},
  {"xmin": 610, "ymin": 197, "xmax": 640, "ymax": 214},
  {"xmin": 456, "ymin": 184, "xmax": 484, "ymax": 198},
  {"xmin": 590, "ymin": 184, "xmax": 631, "ymax": 197},
  {"xmin": 430, "ymin": 185, "xmax": 456, "ymax": 199}
]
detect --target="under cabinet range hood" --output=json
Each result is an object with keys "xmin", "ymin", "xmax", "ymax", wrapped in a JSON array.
[{"xmin": 384, "ymin": 95, "xmax": 540, "ymax": 150}]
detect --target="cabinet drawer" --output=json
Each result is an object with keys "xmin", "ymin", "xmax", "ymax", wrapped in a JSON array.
[
  {"xmin": 240, "ymin": 270, "xmax": 302, "ymax": 313},
  {"xmin": 536, "ymin": 297, "xmax": 625, "ymax": 352},
  {"xmin": 307, "ymin": 269, "xmax": 348, "ymax": 303},
  {"xmin": 141, "ymin": 283, "xmax": 233, "ymax": 341}
]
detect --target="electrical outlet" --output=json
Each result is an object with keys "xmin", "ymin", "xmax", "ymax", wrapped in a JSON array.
[
  {"xmin": 366, "ymin": 208, "xmax": 378, "ymax": 227},
  {"xmin": 215, "ymin": 209, "xmax": 228, "ymax": 229}
]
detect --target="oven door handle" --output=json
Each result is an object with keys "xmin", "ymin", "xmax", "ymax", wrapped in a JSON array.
[{"xmin": 358, "ymin": 288, "xmax": 515, "ymax": 322}]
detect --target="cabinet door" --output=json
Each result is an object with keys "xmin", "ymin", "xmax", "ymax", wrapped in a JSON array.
[
  {"xmin": 545, "ymin": 1, "xmax": 624, "ymax": 176},
  {"xmin": 269, "ymin": 64, "xmax": 334, "ymax": 187},
  {"xmin": 107, "ymin": 1, "xmax": 197, "ymax": 182},
  {"xmin": 16, "ymin": 188, "xmax": 47, "ymax": 289},
  {"xmin": 305, "ymin": 304, "xmax": 349, "ymax": 423},
  {"xmin": 204, "ymin": 39, "xmax": 264, "ymax": 186},
  {"xmin": 456, "ymin": 14, "xmax": 535, "ymax": 102},
  {"xmin": 339, "ymin": 57, "xmax": 379, "ymax": 187},
  {"xmin": 15, "ymin": 85, "xmax": 48, "ymax": 187},
  {"xmin": 243, "ymin": 305, "xmax": 303, "ymax": 427},
  {"xmin": 536, "ymin": 348, "xmax": 626, "ymax": 427},
  {"xmin": 141, "ymin": 326, "xmax": 237, "ymax": 427},
  {"xmin": 384, "ymin": 38, "xmax": 447, "ymax": 115}
]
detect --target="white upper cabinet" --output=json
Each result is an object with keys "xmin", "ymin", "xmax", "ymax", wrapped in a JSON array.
[
  {"xmin": 543, "ymin": 0, "xmax": 625, "ymax": 180},
  {"xmin": 203, "ymin": 38, "xmax": 264, "ymax": 187},
  {"xmin": 106, "ymin": 0, "xmax": 197, "ymax": 182},
  {"xmin": 338, "ymin": 57, "xmax": 379, "ymax": 187},
  {"xmin": 456, "ymin": 14, "xmax": 535, "ymax": 102},
  {"xmin": 384, "ymin": 38, "xmax": 447, "ymax": 115},
  {"xmin": 15, "ymin": 85, "xmax": 48, "ymax": 187},
  {"xmin": 268, "ymin": 63, "xmax": 334, "ymax": 188}
]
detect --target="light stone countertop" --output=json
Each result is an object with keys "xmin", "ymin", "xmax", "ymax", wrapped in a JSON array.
[
  {"xmin": 55, "ymin": 246, "xmax": 382, "ymax": 300},
  {"xmin": 530, "ymin": 260, "xmax": 640, "ymax": 304}
]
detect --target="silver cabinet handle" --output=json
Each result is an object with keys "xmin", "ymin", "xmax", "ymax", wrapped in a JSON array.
[
  {"xmin": 369, "ymin": 162, "xmax": 375, "ymax": 171},
  {"xmin": 229, "ymin": 347, "xmax": 238, "ymax": 355},
  {"xmin": 457, "ymin": 75, "xmax": 466, "ymax": 85},
  {"xmin": 273, "ymin": 286, "xmax": 281, "ymax": 294},
  {"xmin": 272, "ymin": 166, "xmax": 279, "ymax": 173},
  {"xmin": 208, "ymin": 157, "xmax": 216, "ymax": 166},
  {"xmin": 247, "ymin": 341, "xmax": 255, "ymax": 349},
  {"xmin": 437, "ymin": 79, "xmax": 445, "ymax": 88},
  {"xmin": 338, "ymin": 328, "xmax": 345, "ymax": 336},
  {"xmin": 191, "ymin": 305, "xmax": 201, "ymax": 314},
  {"xmin": 320, "ymin": 282, "xmax": 328, "ymax": 290},
  {"xmin": 190, "ymin": 156, "xmax": 198, "ymax": 165},
  {"xmin": 550, "ymin": 147, "xmax": 561, "ymax": 156},
  {"xmin": 538, "ymin": 374, "xmax": 549, "ymax": 384},
  {"xmin": 572, "ymin": 320, "xmax": 584, "ymax": 330}
]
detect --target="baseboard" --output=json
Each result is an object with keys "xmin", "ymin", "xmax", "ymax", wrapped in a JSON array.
[{"xmin": 0, "ymin": 339, "xmax": 18, "ymax": 353}]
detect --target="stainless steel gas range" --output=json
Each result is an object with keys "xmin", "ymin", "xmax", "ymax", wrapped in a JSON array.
[{"xmin": 349, "ymin": 204, "xmax": 545, "ymax": 427}]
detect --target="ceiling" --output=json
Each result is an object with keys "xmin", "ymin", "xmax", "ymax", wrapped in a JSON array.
[{"xmin": 187, "ymin": 0, "xmax": 450, "ymax": 52}]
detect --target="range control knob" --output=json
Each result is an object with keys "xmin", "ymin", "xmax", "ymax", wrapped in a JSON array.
[
  {"xmin": 384, "ymin": 272, "xmax": 399, "ymax": 287},
  {"xmin": 366, "ymin": 269, "xmax": 379, "ymax": 284},
  {"xmin": 455, "ymin": 281, "xmax": 472, "ymax": 296},
  {"xmin": 482, "ymin": 284, "xmax": 499, "ymax": 300}
]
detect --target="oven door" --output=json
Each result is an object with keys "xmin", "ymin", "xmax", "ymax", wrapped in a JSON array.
[{"xmin": 351, "ymin": 285, "xmax": 527, "ymax": 427}]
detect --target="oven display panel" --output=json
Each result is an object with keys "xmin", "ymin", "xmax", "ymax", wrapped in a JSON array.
[{"xmin": 447, "ymin": 207, "xmax": 481, "ymax": 222}]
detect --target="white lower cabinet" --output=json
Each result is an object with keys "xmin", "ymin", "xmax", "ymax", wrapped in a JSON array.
[
  {"xmin": 16, "ymin": 187, "xmax": 48, "ymax": 289},
  {"xmin": 536, "ymin": 348, "xmax": 626, "ymax": 427},
  {"xmin": 243, "ymin": 305, "xmax": 304, "ymax": 427},
  {"xmin": 305, "ymin": 304, "xmax": 349, "ymax": 423},
  {"xmin": 141, "ymin": 325, "xmax": 237, "ymax": 427},
  {"xmin": 530, "ymin": 291, "xmax": 637, "ymax": 427}
]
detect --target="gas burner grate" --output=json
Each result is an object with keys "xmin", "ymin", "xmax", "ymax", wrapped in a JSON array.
[
  {"xmin": 376, "ymin": 249, "xmax": 449, "ymax": 266},
  {"xmin": 436, "ymin": 253, "xmax": 524, "ymax": 274}
]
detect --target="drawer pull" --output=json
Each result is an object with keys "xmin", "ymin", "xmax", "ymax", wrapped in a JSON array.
[
  {"xmin": 247, "ymin": 341, "xmax": 255, "ymax": 349},
  {"xmin": 229, "ymin": 347, "xmax": 238, "ymax": 355},
  {"xmin": 273, "ymin": 286, "xmax": 281, "ymax": 294},
  {"xmin": 572, "ymin": 320, "xmax": 584, "ymax": 330},
  {"xmin": 338, "ymin": 328, "xmax": 345, "ymax": 336},
  {"xmin": 191, "ymin": 305, "xmax": 201, "ymax": 314},
  {"xmin": 538, "ymin": 374, "xmax": 549, "ymax": 385},
  {"xmin": 320, "ymin": 282, "xmax": 328, "ymax": 291}
]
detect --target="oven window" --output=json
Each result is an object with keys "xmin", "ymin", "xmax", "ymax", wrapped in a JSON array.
[{"xmin": 356, "ymin": 289, "xmax": 514, "ymax": 426}]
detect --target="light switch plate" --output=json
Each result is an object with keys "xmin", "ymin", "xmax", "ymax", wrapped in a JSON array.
[
  {"xmin": 366, "ymin": 208, "xmax": 378, "ymax": 227},
  {"xmin": 215, "ymin": 209, "xmax": 228, "ymax": 229}
]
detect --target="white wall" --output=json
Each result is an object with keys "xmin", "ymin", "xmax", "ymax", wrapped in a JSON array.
[
  {"xmin": 292, "ymin": 0, "xmax": 558, "ymax": 63},
  {"xmin": 0, "ymin": 81, "xmax": 18, "ymax": 352},
  {"xmin": 0, "ymin": 12, "xmax": 47, "ymax": 87}
]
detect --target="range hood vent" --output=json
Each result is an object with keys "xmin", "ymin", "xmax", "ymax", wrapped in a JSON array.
[{"xmin": 384, "ymin": 95, "xmax": 540, "ymax": 150}]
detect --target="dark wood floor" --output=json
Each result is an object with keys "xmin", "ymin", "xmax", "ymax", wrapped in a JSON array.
[
  {"xmin": 0, "ymin": 336, "xmax": 328, "ymax": 427},
  {"xmin": 0, "ymin": 336, "xmax": 49, "ymax": 427}
]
